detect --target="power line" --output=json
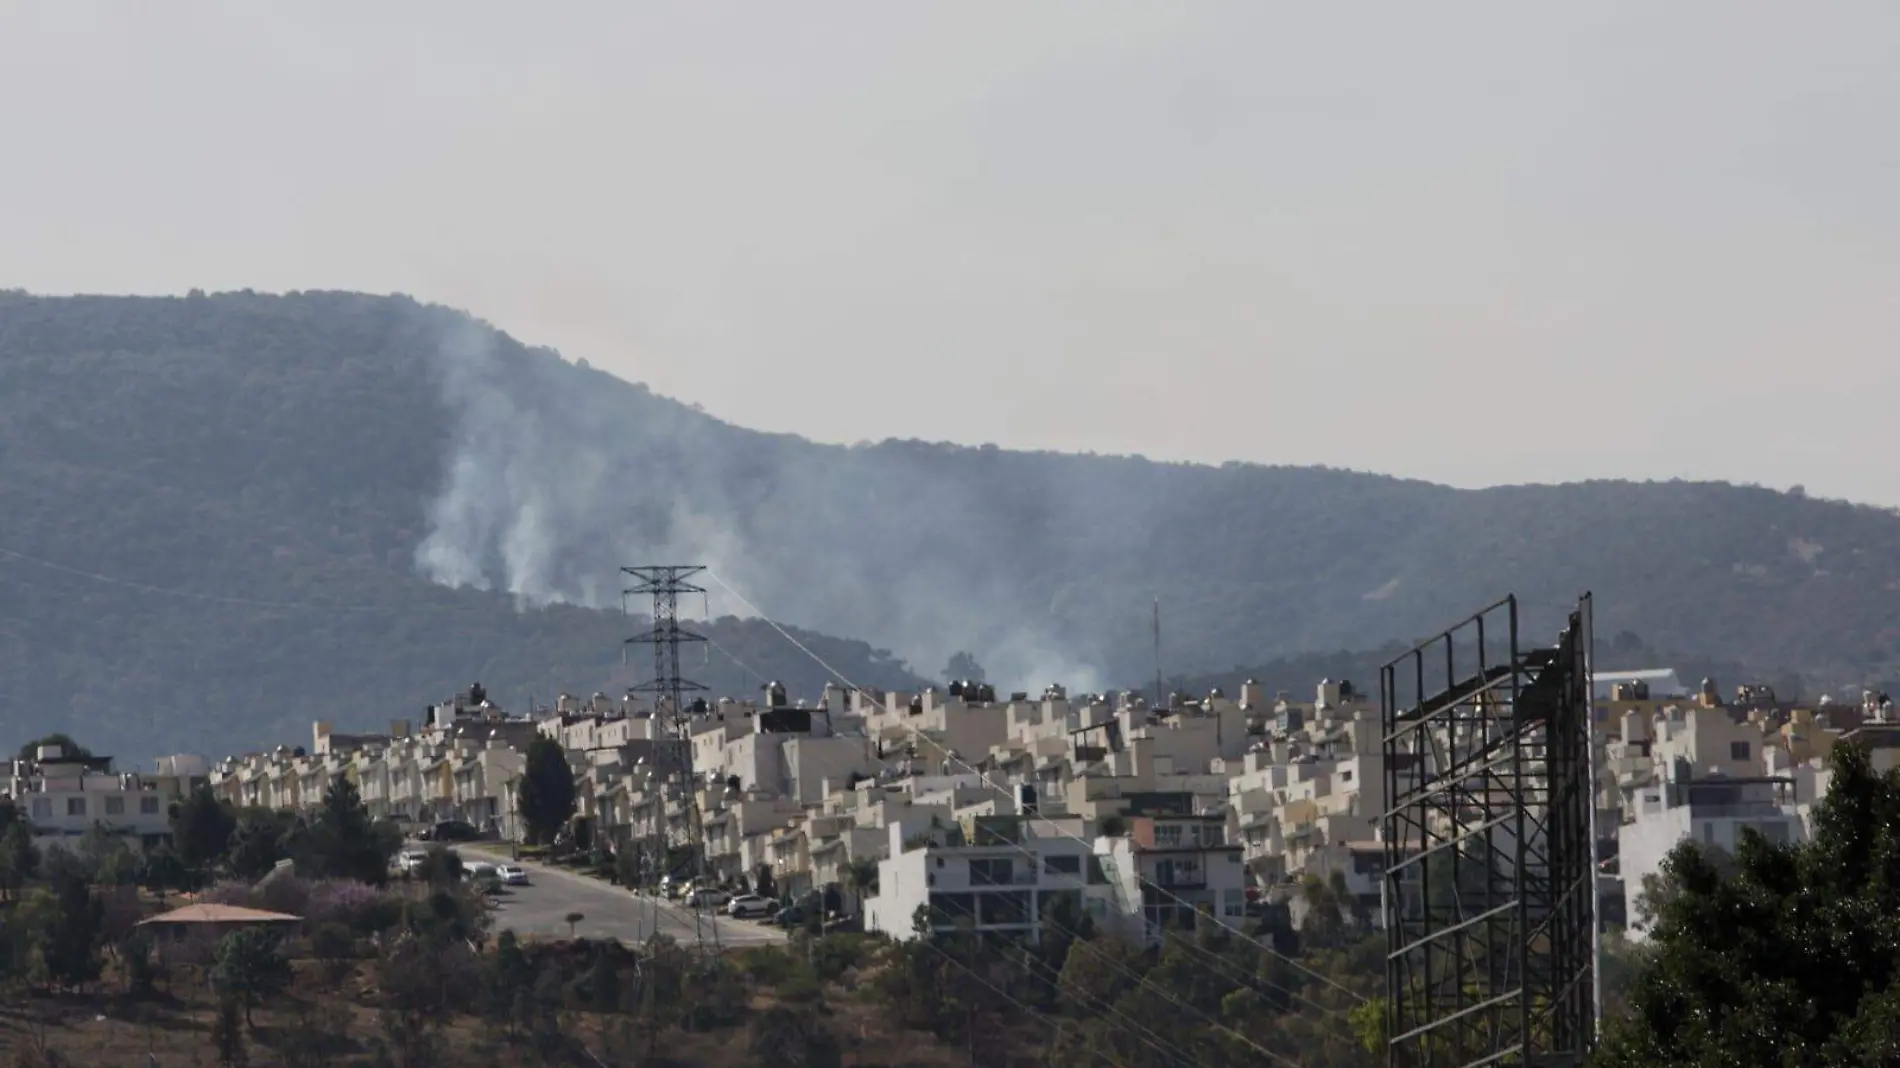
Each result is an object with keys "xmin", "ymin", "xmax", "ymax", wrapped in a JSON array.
[
  {"xmin": 0, "ymin": 543, "xmax": 403, "ymax": 613},
  {"xmin": 906, "ymin": 933, "xmax": 1181, "ymax": 1068}
]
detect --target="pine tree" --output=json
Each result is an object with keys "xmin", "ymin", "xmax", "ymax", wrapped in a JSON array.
[{"xmin": 517, "ymin": 737, "xmax": 576, "ymax": 846}]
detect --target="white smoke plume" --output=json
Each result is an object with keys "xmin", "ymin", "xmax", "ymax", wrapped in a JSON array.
[{"xmin": 412, "ymin": 317, "xmax": 1108, "ymax": 695}]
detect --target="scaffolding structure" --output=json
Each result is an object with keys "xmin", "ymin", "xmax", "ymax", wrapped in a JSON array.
[
  {"xmin": 622, "ymin": 564, "xmax": 718, "ymax": 952},
  {"xmin": 1381, "ymin": 594, "xmax": 1597, "ymax": 1068}
]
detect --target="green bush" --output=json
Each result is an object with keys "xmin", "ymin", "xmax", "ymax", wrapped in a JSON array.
[
  {"xmin": 739, "ymin": 946, "xmax": 797, "ymax": 986},
  {"xmin": 310, "ymin": 921, "xmax": 355, "ymax": 962},
  {"xmin": 351, "ymin": 896, "xmax": 405, "ymax": 936},
  {"xmin": 810, "ymin": 934, "xmax": 871, "ymax": 983}
]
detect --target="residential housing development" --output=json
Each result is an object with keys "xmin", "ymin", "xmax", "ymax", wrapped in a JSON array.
[{"xmin": 123, "ymin": 668, "xmax": 1897, "ymax": 947}]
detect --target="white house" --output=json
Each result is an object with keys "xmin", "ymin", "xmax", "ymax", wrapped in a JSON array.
[{"xmin": 864, "ymin": 815, "xmax": 1106, "ymax": 943}]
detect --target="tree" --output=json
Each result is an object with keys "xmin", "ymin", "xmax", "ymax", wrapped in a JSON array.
[
  {"xmin": 121, "ymin": 930, "xmax": 157, "ymax": 997},
  {"xmin": 1630, "ymin": 840, "xmax": 1734, "ymax": 934},
  {"xmin": 79, "ymin": 821, "xmax": 141, "ymax": 885},
  {"xmin": 211, "ymin": 927, "xmax": 293, "ymax": 1027},
  {"xmin": 16, "ymin": 734, "xmax": 91, "ymax": 762},
  {"xmin": 39, "ymin": 870, "xmax": 104, "ymax": 990},
  {"xmin": 588, "ymin": 943, "xmax": 623, "ymax": 1013},
  {"xmin": 842, "ymin": 856, "xmax": 878, "ymax": 912},
  {"xmin": 487, "ymin": 930, "xmax": 535, "ymax": 1035},
  {"xmin": 943, "ymin": 651, "xmax": 987, "ymax": 685},
  {"xmin": 1599, "ymin": 742, "xmax": 1900, "ymax": 1068},
  {"xmin": 293, "ymin": 776, "xmax": 395, "ymax": 884},
  {"xmin": 214, "ymin": 995, "xmax": 249, "ymax": 1067},
  {"xmin": 565, "ymin": 912, "xmax": 585, "ymax": 939},
  {"xmin": 517, "ymin": 737, "xmax": 576, "ymax": 846},
  {"xmin": 227, "ymin": 809, "xmax": 293, "ymax": 880},
  {"xmin": 0, "ymin": 820, "xmax": 39, "ymax": 902},
  {"xmin": 415, "ymin": 845, "xmax": 463, "ymax": 887},
  {"xmin": 142, "ymin": 845, "xmax": 192, "ymax": 901},
  {"xmin": 171, "ymin": 784, "xmax": 237, "ymax": 876}
]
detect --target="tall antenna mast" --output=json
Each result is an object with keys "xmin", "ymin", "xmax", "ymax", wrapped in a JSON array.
[
  {"xmin": 622, "ymin": 565, "xmax": 719, "ymax": 954},
  {"xmin": 1153, "ymin": 596, "xmax": 1164, "ymax": 710}
]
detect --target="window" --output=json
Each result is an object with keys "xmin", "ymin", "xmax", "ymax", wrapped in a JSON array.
[
  {"xmin": 1730, "ymin": 741, "xmax": 1751, "ymax": 762},
  {"xmin": 1341, "ymin": 769, "xmax": 1353, "ymax": 782},
  {"xmin": 1702, "ymin": 821, "xmax": 1716, "ymax": 845},
  {"xmin": 1224, "ymin": 889, "xmax": 1247, "ymax": 917},
  {"xmin": 1154, "ymin": 823, "xmax": 1183, "ymax": 848},
  {"xmin": 977, "ymin": 891, "xmax": 1031, "ymax": 926},
  {"xmin": 970, "ymin": 858, "xmax": 1015, "ymax": 886},
  {"xmin": 67, "ymin": 798, "xmax": 86, "ymax": 817},
  {"xmin": 1040, "ymin": 889, "xmax": 1084, "ymax": 925},
  {"xmin": 930, "ymin": 893, "xmax": 976, "ymax": 925},
  {"xmin": 1154, "ymin": 858, "xmax": 1204, "ymax": 887},
  {"xmin": 31, "ymin": 798, "xmax": 51, "ymax": 819},
  {"xmin": 1043, "ymin": 855, "xmax": 1082, "ymax": 876},
  {"xmin": 105, "ymin": 796, "xmax": 125, "ymax": 816}
]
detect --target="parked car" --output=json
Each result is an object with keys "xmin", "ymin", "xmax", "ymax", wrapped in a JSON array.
[
  {"xmin": 430, "ymin": 819, "xmax": 481, "ymax": 843},
  {"xmin": 773, "ymin": 906, "xmax": 806, "ymax": 928},
  {"xmin": 687, "ymin": 888, "xmax": 732, "ymax": 910},
  {"xmin": 727, "ymin": 894, "xmax": 774, "ymax": 919},
  {"xmin": 496, "ymin": 864, "xmax": 529, "ymax": 886},
  {"xmin": 465, "ymin": 861, "xmax": 497, "ymax": 881},
  {"xmin": 396, "ymin": 850, "xmax": 427, "ymax": 875}
]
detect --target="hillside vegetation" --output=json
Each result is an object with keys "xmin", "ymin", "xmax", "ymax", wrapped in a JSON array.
[{"xmin": 2, "ymin": 290, "xmax": 1896, "ymax": 757}]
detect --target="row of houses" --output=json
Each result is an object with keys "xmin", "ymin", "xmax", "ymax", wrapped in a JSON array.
[
  {"xmin": 2, "ymin": 743, "xmax": 205, "ymax": 848},
  {"xmin": 128, "ymin": 668, "xmax": 1900, "ymax": 947}
]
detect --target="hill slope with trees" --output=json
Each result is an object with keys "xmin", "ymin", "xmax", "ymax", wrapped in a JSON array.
[{"xmin": 3, "ymin": 290, "xmax": 1897, "ymax": 758}]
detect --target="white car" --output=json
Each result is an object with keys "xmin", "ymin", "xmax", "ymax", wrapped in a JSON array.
[
  {"xmin": 496, "ymin": 864, "xmax": 529, "ymax": 886},
  {"xmin": 726, "ymin": 894, "xmax": 774, "ymax": 919},
  {"xmin": 465, "ymin": 861, "xmax": 498, "ymax": 881},
  {"xmin": 687, "ymin": 888, "xmax": 732, "ymax": 910}
]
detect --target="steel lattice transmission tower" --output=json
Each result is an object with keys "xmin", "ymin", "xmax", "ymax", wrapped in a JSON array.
[
  {"xmin": 622, "ymin": 564, "xmax": 720, "ymax": 952},
  {"xmin": 1381, "ymin": 594, "xmax": 1598, "ymax": 1068},
  {"xmin": 623, "ymin": 565, "xmax": 709, "ymax": 739}
]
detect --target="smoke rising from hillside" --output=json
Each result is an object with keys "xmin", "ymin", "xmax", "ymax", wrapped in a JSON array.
[{"xmin": 413, "ymin": 320, "xmax": 1106, "ymax": 695}]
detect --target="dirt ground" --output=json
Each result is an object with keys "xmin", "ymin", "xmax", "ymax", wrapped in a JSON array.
[{"xmin": 0, "ymin": 957, "xmax": 999, "ymax": 1068}]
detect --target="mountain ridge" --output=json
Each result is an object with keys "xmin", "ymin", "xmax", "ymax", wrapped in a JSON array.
[{"xmin": 2, "ymin": 289, "xmax": 1895, "ymax": 758}]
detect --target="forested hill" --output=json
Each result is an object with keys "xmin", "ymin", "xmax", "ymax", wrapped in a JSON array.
[
  {"xmin": 0, "ymin": 291, "xmax": 924, "ymax": 762},
  {"xmin": 3, "ymin": 290, "xmax": 1897, "ymax": 758}
]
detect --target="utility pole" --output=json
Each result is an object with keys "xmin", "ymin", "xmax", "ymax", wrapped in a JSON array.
[{"xmin": 1152, "ymin": 597, "xmax": 1164, "ymax": 711}]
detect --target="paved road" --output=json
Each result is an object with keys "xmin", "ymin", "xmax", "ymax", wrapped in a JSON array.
[{"xmin": 454, "ymin": 847, "xmax": 785, "ymax": 948}]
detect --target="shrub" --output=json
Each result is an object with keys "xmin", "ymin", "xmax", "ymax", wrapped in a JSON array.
[
  {"xmin": 254, "ymin": 873, "xmax": 312, "ymax": 917},
  {"xmin": 310, "ymin": 921, "xmax": 355, "ymax": 962},
  {"xmin": 305, "ymin": 879, "xmax": 386, "ymax": 927},
  {"xmin": 121, "ymin": 931, "xmax": 156, "ymax": 996},
  {"xmin": 739, "ymin": 946, "xmax": 797, "ymax": 986},
  {"xmin": 350, "ymin": 895, "xmax": 405, "ymax": 936},
  {"xmin": 810, "ymin": 934, "xmax": 871, "ymax": 983}
]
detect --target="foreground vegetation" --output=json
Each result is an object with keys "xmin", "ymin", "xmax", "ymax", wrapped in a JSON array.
[
  {"xmin": 16, "ymin": 748, "xmax": 1894, "ymax": 1065},
  {"xmin": 0, "ymin": 755, "xmax": 1388, "ymax": 1066},
  {"xmin": 1596, "ymin": 742, "xmax": 1900, "ymax": 1066}
]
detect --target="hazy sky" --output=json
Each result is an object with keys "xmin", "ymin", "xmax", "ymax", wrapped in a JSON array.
[{"xmin": 3, "ymin": 2, "xmax": 1896, "ymax": 503}]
